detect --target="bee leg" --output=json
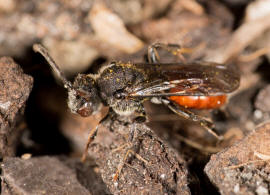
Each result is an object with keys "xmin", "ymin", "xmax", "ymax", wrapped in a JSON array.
[
  {"xmin": 134, "ymin": 104, "xmax": 147, "ymax": 123},
  {"xmin": 113, "ymin": 124, "xmax": 149, "ymax": 181},
  {"xmin": 129, "ymin": 106, "xmax": 147, "ymax": 145},
  {"xmin": 147, "ymin": 43, "xmax": 193, "ymax": 63},
  {"xmin": 163, "ymin": 100, "xmax": 223, "ymax": 140},
  {"xmin": 113, "ymin": 148, "xmax": 149, "ymax": 181},
  {"xmin": 113, "ymin": 120, "xmax": 150, "ymax": 181},
  {"xmin": 81, "ymin": 112, "xmax": 110, "ymax": 162}
]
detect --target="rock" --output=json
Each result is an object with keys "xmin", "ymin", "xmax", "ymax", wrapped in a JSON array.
[
  {"xmin": 205, "ymin": 122, "xmax": 270, "ymax": 195},
  {"xmin": 1, "ymin": 156, "xmax": 92, "ymax": 195},
  {"xmin": 0, "ymin": 57, "xmax": 33, "ymax": 158}
]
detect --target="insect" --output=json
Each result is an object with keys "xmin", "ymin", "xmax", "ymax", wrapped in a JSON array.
[{"xmin": 33, "ymin": 43, "xmax": 240, "ymax": 163}]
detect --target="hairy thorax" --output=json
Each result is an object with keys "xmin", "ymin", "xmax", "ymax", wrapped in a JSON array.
[{"xmin": 96, "ymin": 63, "xmax": 146, "ymax": 116}]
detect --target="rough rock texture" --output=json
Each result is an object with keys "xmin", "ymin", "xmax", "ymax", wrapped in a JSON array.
[
  {"xmin": 1, "ymin": 156, "xmax": 95, "ymax": 195},
  {"xmin": 86, "ymin": 118, "xmax": 191, "ymax": 195},
  {"xmin": 0, "ymin": 57, "xmax": 33, "ymax": 158},
  {"xmin": 205, "ymin": 122, "xmax": 270, "ymax": 195}
]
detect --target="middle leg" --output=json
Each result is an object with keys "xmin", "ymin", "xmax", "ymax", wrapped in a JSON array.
[{"xmin": 148, "ymin": 42, "xmax": 193, "ymax": 63}]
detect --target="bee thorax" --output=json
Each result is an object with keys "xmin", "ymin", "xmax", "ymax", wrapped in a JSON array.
[{"xmin": 111, "ymin": 101, "xmax": 140, "ymax": 116}]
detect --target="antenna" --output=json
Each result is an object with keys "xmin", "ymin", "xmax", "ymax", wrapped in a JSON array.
[{"xmin": 33, "ymin": 44, "xmax": 73, "ymax": 89}]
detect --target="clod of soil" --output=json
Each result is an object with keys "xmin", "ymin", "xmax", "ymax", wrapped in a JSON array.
[
  {"xmin": 205, "ymin": 122, "xmax": 270, "ymax": 195},
  {"xmin": 0, "ymin": 57, "xmax": 33, "ymax": 159},
  {"xmin": 87, "ymin": 120, "xmax": 190, "ymax": 195},
  {"xmin": 1, "ymin": 156, "xmax": 100, "ymax": 195}
]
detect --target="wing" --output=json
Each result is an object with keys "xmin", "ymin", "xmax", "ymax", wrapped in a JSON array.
[{"xmin": 129, "ymin": 62, "xmax": 240, "ymax": 97}]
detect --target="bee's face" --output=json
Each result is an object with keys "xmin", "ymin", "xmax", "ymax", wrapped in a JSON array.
[{"xmin": 67, "ymin": 74, "xmax": 101, "ymax": 117}]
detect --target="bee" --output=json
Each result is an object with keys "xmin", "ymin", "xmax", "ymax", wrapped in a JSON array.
[{"xmin": 33, "ymin": 43, "xmax": 240, "ymax": 162}]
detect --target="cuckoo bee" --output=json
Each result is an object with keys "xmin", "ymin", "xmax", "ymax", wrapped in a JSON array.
[{"xmin": 33, "ymin": 43, "xmax": 240, "ymax": 162}]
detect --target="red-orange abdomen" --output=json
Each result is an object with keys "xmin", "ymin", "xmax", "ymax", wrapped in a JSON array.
[{"xmin": 169, "ymin": 95, "xmax": 227, "ymax": 109}]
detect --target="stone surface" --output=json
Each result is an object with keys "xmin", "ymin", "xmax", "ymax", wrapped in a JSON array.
[
  {"xmin": 205, "ymin": 122, "xmax": 270, "ymax": 195},
  {"xmin": 87, "ymin": 119, "xmax": 191, "ymax": 195},
  {"xmin": 1, "ymin": 156, "xmax": 92, "ymax": 195},
  {"xmin": 0, "ymin": 57, "xmax": 33, "ymax": 158}
]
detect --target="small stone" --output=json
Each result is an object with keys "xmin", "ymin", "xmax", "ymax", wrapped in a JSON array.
[{"xmin": 256, "ymin": 186, "xmax": 268, "ymax": 195}]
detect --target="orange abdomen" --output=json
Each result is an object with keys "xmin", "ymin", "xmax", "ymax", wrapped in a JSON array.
[{"xmin": 169, "ymin": 95, "xmax": 227, "ymax": 109}]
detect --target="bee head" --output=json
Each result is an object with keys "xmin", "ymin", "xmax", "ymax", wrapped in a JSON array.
[
  {"xmin": 33, "ymin": 44, "xmax": 101, "ymax": 117},
  {"xmin": 68, "ymin": 74, "xmax": 101, "ymax": 117}
]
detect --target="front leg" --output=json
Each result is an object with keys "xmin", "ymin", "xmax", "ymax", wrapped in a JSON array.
[
  {"xmin": 133, "ymin": 103, "xmax": 147, "ymax": 123},
  {"xmin": 124, "ymin": 104, "xmax": 147, "ymax": 142},
  {"xmin": 81, "ymin": 111, "xmax": 111, "ymax": 162},
  {"xmin": 81, "ymin": 107, "xmax": 129, "ymax": 162}
]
